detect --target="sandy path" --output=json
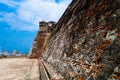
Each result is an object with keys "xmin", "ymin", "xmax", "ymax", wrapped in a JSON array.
[{"xmin": 0, "ymin": 58, "xmax": 39, "ymax": 80}]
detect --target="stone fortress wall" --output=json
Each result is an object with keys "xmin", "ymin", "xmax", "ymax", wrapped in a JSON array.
[{"xmin": 28, "ymin": 21, "xmax": 56, "ymax": 58}]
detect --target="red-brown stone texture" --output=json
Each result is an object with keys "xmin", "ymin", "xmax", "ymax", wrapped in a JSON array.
[
  {"xmin": 43, "ymin": 0, "xmax": 120, "ymax": 79},
  {"xmin": 29, "ymin": 0, "xmax": 120, "ymax": 79}
]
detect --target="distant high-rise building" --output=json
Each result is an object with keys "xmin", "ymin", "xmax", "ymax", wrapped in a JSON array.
[{"xmin": 13, "ymin": 49, "xmax": 18, "ymax": 55}]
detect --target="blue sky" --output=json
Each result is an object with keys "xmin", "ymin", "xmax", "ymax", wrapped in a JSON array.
[{"xmin": 0, "ymin": 0, "xmax": 71, "ymax": 53}]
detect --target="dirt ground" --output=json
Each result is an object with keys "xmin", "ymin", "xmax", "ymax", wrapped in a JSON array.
[{"xmin": 0, "ymin": 58, "xmax": 39, "ymax": 80}]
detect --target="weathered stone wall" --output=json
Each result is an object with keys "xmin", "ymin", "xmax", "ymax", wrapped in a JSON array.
[
  {"xmin": 28, "ymin": 31, "xmax": 50, "ymax": 58},
  {"xmin": 43, "ymin": 0, "xmax": 120, "ymax": 79},
  {"xmin": 28, "ymin": 21, "xmax": 55, "ymax": 58}
]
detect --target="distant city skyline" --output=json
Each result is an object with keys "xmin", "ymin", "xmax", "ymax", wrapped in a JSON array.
[{"xmin": 0, "ymin": 0, "xmax": 72, "ymax": 53}]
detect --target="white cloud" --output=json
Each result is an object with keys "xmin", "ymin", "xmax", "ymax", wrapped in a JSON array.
[
  {"xmin": 0, "ymin": 0, "xmax": 19, "ymax": 8},
  {"xmin": 0, "ymin": 0, "xmax": 72, "ymax": 31}
]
